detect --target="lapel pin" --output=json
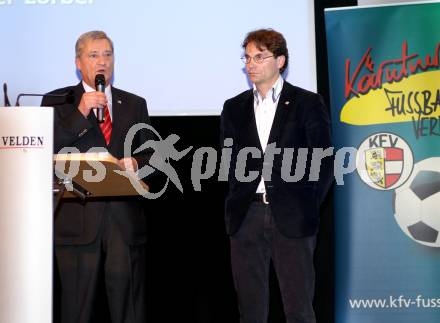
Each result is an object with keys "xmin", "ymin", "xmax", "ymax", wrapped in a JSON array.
[
  {"xmin": 117, "ymin": 100, "xmax": 122, "ymax": 104},
  {"xmin": 284, "ymin": 101, "xmax": 290, "ymax": 105}
]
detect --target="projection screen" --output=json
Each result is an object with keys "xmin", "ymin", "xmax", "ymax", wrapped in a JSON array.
[{"xmin": 1, "ymin": 0, "xmax": 316, "ymax": 115}]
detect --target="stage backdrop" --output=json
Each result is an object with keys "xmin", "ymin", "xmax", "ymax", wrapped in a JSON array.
[{"xmin": 325, "ymin": 2, "xmax": 440, "ymax": 323}]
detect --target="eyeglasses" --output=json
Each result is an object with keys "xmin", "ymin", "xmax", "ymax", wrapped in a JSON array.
[{"xmin": 241, "ymin": 54, "xmax": 274, "ymax": 64}]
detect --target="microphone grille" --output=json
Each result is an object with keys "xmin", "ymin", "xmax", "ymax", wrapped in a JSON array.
[{"xmin": 95, "ymin": 74, "xmax": 105, "ymax": 88}]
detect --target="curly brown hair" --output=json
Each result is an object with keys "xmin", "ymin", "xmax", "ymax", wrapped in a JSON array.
[{"xmin": 242, "ymin": 28, "xmax": 289, "ymax": 75}]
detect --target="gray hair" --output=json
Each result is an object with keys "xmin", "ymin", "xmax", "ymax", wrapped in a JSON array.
[{"xmin": 75, "ymin": 30, "xmax": 114, "ymax": 58}]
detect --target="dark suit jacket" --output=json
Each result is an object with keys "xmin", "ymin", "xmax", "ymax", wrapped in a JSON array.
[
  {"xmin": 220, "ymin": 81, "xmax": 333, "ymax": 238},
  {"xmin": 42, "ymin": 83, "xmax": 153, "ymax": 246}
]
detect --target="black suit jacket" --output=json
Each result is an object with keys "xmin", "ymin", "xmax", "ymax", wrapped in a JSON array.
[
  {"xmin": 42, "ymin": 83, "xmax": 153, "ymax": 245},
  {"xmin": 220, "ymin": 81, "xmax": 333, "ymax": 238}
]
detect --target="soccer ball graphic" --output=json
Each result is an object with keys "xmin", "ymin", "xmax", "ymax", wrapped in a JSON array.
[{"xmin": 394, "ymin": 157, "xmax": 440, "ymax": 247}]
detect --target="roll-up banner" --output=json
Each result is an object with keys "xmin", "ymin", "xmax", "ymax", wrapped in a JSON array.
[
  {"xmin": 0, "ymin": 107, "xmax": 53, "ymax": 323},
  {"xmin": 325, "ymin": 2, "xmax": 440, "ymax": 323}
]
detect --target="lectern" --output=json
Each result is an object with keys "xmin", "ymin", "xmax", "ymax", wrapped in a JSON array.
[
  {"xmin": 53, "ymin": 151, "xmax": 149, "ymax": 203},
  {"xmin": 0, "ymin": 107, "xmax": 53, "ymax": 323}
]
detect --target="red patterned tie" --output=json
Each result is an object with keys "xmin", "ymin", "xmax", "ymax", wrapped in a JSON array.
[{"xmin": 100, "ymin": 105, "xmax": 112, "ymax": 145}]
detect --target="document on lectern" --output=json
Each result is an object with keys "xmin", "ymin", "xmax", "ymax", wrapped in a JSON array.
[{"xmin": 53, "ymin": 152, "xmax": 149, "ymax": 198}]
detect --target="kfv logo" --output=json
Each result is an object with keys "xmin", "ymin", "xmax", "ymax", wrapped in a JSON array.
[{"xmin": 356, "ymin": 132, "xmax": 413, "ymax": 190}]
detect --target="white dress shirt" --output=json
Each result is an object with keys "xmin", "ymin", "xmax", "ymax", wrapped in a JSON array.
[{"xmin": 254, "ymin": 76, "xmax": 284, "ymax": 193}]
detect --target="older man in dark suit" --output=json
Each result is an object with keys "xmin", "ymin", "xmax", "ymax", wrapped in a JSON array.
[
  {"xmin": 42, "ymin": 30, "xmax": 153, "ymax": 323},
  {"xmin": 221, "ymin": 29, "xmax": 333, "ymax": 323}
]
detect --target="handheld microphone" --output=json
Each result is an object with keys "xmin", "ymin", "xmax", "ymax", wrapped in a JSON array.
[
  {"xmin": 3, "ymin": 83, "xmax": 11, "ymax": 107},
  {"xmin": 16, "ymin": 90, "xmax": 75, "ymax": 107},
  {"xmin": 95, "ymin": 74, "xmax": 106, "ymax": 123}
]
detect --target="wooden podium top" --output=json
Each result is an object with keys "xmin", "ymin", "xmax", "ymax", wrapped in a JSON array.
[{"xmin": 53, "ymin": 152, "xmax": 149, "ymax": 198}]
